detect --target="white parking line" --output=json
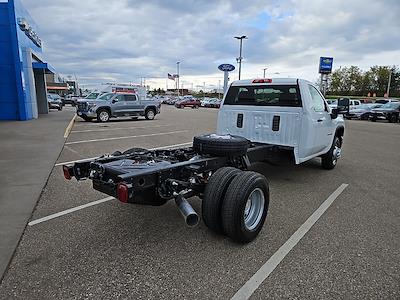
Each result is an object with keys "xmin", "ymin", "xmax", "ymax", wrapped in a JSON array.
[
  {"xmin": 231, "ymin": 183, "xmax": 349, "ymax": 300},
  {"xmin": 65, "ymin": 130, "xmax": 188, "ymax": 145},
  {"xmin": 54, "ymin": 142, "xmax": 192, "ymax": 166},
  {"xmin": 28, "ymin": 196, "xmax": 115, "ymax": 226},
  {"xmin": 71, "ymin": 124, "xmax": 170, "ymax": 133}
]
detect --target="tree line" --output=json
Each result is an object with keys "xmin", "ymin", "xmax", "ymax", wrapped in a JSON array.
[{"xmin": 326, "ymin": 65, "xmax": 400, "ymax": 97}]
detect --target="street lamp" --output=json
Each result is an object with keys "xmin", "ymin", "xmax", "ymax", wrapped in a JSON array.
[
  {"xmin": 176, "ymin": 61, "xmax": 180, "ymax": 97},
  {"xmin": 234, "ymin": 35, "xmax": 247, "ymax": 80},
  {"xmin": 262, "ymin": 67, "xmax": 268, "ymax": 78}
]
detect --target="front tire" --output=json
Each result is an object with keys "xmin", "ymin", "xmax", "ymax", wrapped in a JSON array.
[
  {"xmin": 97, "ymin": 109, "xmax": 110, "ymax": 122},
  {"xmin": 389, "ymin": 114, "xmax": 398, "ymax": 123},
  {"xmin": 321, "ymin": 136, "xmax": 342, "ymax": 170},
  {"xmin": 221, "ymin": 171, "xmax": 270, "ymax": 243}
]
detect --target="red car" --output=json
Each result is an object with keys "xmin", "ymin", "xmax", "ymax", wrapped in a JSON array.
[{"xmin": 175, "ymin": 98, "xmax": 201, "ymax": 109}]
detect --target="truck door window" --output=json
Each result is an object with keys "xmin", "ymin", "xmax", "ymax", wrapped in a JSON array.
[
  {"xmin": 114, "ymin": 95, "xmax": 125, "ymax": 102},
  {"xmin": 224, "ymin": 85, "xmax": 301, "ymax": 107},
  {"xmin": 125, "ymin": 95, "xmax": 137, "ymax": 101},
  {"xmin": 308, "ymin": 85, "xmax": 325, "ymax": 112}
]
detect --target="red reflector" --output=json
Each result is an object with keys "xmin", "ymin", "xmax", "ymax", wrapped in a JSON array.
[
  {"xmin": 117, "ymin": 183, "xmax": 129, "ymax": 203},
  {"xmin": 63, "ymin": 166, "xmax": 72, "ymax": 180},
  {"xmin": 252, "ymin": 78, "xmax": 272, "ymax": 83}
]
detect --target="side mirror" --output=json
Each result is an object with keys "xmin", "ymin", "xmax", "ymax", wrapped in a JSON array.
[
  {"xmin": 337, "ymin": 98, "xmax": 350, "ymax": 113},
  {"xmin": 112, "ymin": 99, "xmax": 118, "ymax": 104}
]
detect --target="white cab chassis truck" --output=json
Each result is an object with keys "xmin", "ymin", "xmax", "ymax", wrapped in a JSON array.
[
  {"xmin": 217, "ymin": 78, "xmax": 345, "ymax": 166},
  {"xmin": 64, "ymin": 78, "xmax": 349, "ymax": 243}
]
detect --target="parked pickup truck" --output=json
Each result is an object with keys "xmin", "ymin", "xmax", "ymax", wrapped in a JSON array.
[
  {"xmin": 76, "ymin": 92, "xmax": 161, "ymax": 122},
  {"xmin": 64, "ymin": 78, "xmax": 348, "ymax": 243}
]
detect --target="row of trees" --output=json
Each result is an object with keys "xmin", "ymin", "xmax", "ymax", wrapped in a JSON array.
[{"xmin": 326, "ymin": 65, "xmax": 400, "ymax": 97}]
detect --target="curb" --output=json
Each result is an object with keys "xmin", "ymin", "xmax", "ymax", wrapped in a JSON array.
[{"xmin": 64, "ymin": 114, "xmax": 77, "ymax": 139}]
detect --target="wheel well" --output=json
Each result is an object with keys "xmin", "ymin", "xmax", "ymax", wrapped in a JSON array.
[
  {"xmin": 96, "ymin": 107, "xmax": 111, "ymax": 115},
  {"xmin": 146, "ymin": 106, "xmax": 156, "ymax": 113},
  {"xmin": 335, "ymin": 126, "xmax": 344, "ymax": 138}
]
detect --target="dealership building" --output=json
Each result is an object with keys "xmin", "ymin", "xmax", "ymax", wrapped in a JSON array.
[{"xmin": 0, "ymin": 0, "xmax": 56, "ymax": 120}]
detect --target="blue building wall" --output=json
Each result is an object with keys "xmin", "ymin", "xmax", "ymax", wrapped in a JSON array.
[
  {"xmin": 0, "ymin": 0, "xmax": 47, "ymax": 120},
  {"xmin": 0, "ymin": 2, "xmax": 19, "ymax": 120}
]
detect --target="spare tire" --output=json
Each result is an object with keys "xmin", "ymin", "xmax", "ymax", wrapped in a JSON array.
[{"xmin": 193, "ymin": 133, "xmax": 249, "ymax": 156}]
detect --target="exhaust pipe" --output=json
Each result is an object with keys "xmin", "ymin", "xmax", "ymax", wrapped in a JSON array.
[{"xmin": 174, "ymin": 194, "xmax": 199, "ymax": 227}]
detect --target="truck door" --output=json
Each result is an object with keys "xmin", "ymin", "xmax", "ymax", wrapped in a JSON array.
[
  {"xmin": 124, "ymin": 94, "xmax": 141, "ymax": 115},
  {"xmin": 111, "ymin": 94, "xmax": 128, "ymax": 116},
  {"xmin": 307, "ymin": 85, "xmax": 332, "ymax": 153}
]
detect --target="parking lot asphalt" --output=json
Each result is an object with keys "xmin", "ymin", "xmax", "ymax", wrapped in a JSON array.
[{"xmin": 0, "ymin": 105, "xmax": 399, "ymax": 299}]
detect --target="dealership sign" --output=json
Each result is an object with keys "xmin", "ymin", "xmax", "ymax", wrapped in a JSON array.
[
  {"xmin": 218, "ymin": 64, "xmax": 235, "ymax": 72},
  {"xmin": 17, "ymin": 18, "xmax": 42, "ymax": 48},
  {"xmin": 319, "ymin": 57, "xmax": 333, "ymax": 74}
]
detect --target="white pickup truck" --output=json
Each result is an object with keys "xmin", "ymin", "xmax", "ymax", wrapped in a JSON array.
[
  {"xmin": 64, "ymin": 78, "xmax": 349, "ymax": 243},
  {"xmin": 217, "ymin": 78, "xmax": 346, "ymax": 169}
]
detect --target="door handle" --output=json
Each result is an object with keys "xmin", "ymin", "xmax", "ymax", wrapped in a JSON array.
[{"xmin": 317, "ymin": 118, "xmax": 324, "ymax": 122}]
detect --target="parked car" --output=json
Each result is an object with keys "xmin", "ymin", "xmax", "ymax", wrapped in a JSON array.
[
  {"xmin": 375, "ymin": 98, "xmax": 399, "ymax": 104},
  {"xmin": 201, "ymin": 98, "xmax": 212, "ymax": 107},
  {"xmin": 209, "ymin": 98, "xmax": 222, "ymax": 108},
  {"xmin": 76, "ymin": 92, "xmax": 161, "ymax": 122},
  {"xmin": 344, "ymin": 103, "xmax": 383, "ymax": 120},
  {"xmin": 329, "ymin": 98, "xmax": 361, "ymax": 110},
  {"xmin": 175, "ymin": 98, "xmax": 201, "ymax": 109},
  {"xmin": 63, "ymin": 94, "xmax": 81, "ymax": 106},
  {"xmin": 47, "ymin": 93, "xmax": 63, "ymax": 111},
  {"xmin": 369, "ymin": 102, "xmax": 400, "ymax": 123}
]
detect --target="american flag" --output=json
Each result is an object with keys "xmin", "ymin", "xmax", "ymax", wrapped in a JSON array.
[{"xmin": 168, "ymin": 73, "xmax": 175, "ymax": 81}]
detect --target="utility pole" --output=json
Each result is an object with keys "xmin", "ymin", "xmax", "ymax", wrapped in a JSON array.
[
  {"xmin": 234, "ymin": 35, "xmax": 247, "ymax": 80},
  {"xmin": 387, "ymin": 70, "xmax": 392, "ymax": 97},
  {"xmin": 263, "ymin": 67, "xmax": 268, "ymax": 78},
  {"xmin": 176, "ymin": 61, "xmax": 180, "ymax": 97},
  {"xmin": 218, "ymin": 80, "xmax": 221, "ymax": 99}
]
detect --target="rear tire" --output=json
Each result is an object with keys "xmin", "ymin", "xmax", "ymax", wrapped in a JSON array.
[
  {"xmin": 202, "ymin": 167, "xmax": 242, "ymax": 234},
  {"xmin": 221, "ymin": 171, "xmax": 269, "ymax": 243},
  {"xmin": 145, "ymin": 108, "xmax": 156, "ymax": 120}
]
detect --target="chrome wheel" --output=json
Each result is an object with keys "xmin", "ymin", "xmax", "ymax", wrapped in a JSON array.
[
  {"xmin": 146, "ymin": 110, "xmax": 155, "ymax": 120},
  {"xmin": 99, "ymin": 111, "xmax": 109, "ymax": 122},
  {"xmin": 332, "ymin": 138, "xmax": 341, "ymax": 166},
  {"xmin": 243, "ymin": 188, "xmax": 265, "ymax": 231}
]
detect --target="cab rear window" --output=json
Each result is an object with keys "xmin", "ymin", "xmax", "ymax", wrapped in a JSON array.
[{"xmin": 224, "ymin": 85, "xmax": 302, "ymax": 107}]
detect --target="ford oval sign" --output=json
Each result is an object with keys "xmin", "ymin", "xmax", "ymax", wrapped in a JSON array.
[{"xmin": 218, "ymin": 64, "xmax": 235, "ymax": 72}]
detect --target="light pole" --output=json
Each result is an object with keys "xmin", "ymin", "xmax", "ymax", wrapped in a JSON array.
[
  {"xmin": 263, "ymin": 67, "xmax": 268, "ymax": 78},
  {"xmin": 234, "ymin": 35, "xmax": 247, "ymax": 80},
  {"xmin": 387, "ymin": 70, "xmax": 392, "ymax": 97},
  {"xmin": 176, "ymin": 61, "xmax": 180, "ymax": 97}
]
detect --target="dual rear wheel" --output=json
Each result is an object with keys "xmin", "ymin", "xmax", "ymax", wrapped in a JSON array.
[{"xmin": 202, "ymin": 167, "xmax": 269, "ymax": 243}]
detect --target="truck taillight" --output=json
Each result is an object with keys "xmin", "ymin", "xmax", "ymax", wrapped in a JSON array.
[
  {"xmin": 63, "ymin": 165, "xmax": 72, "ymax": 180},
  {"xmin": 117, "ymin": 183, "xmax": 129, "ymax": 203},
  {"xmin": 252, "ymin": 79, "xmax": 272, "ymax": 83}
]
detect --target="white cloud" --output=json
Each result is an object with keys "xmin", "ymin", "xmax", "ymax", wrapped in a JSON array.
[{"xmin": 22, "ymin": 0, "xmax": 400, "ymax": 90}]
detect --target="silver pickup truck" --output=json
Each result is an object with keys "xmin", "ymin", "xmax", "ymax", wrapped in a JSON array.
[{"xmin": 76, "ymin": 92, "xmax": 161, "ymax": 122}]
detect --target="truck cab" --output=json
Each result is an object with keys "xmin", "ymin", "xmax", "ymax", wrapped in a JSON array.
[{"xmin": 217, "ymin": 78, "xmax": 345, "ymax": 165}]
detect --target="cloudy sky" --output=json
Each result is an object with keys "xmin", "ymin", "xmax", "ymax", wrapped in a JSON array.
[{"xmin": 20, "ymin": 0, "xmax": 400, "ymax": 90}]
